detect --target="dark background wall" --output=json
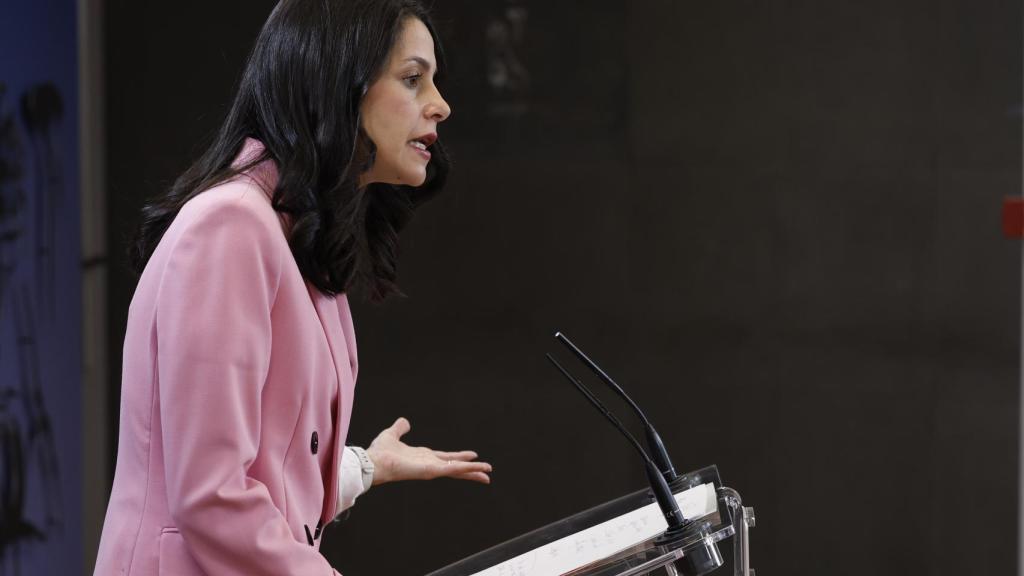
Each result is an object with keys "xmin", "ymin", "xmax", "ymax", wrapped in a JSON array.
[{"xmin": 104, "ymin": 1, "xmax": 1021, "ymax": 575}]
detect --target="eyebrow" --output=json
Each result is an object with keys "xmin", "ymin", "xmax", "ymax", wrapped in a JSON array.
[{"xmin": 403, "ymin": 56, "xmax": 434, "ymax": 73}]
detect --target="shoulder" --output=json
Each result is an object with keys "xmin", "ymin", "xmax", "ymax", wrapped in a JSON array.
[
  {"xmin": 179, "ymin": 177, "xmax": 281, "ymax": 234},
  {"xmin": 173, "ymin": 177, "xmax": 287, "ymax": 245},
  {"xmin": 161, "ymin": 179, "xmax": 290, "ymax": 277}
]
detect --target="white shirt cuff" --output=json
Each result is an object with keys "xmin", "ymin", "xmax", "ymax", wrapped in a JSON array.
[{"xmin": 335, "ymin": 446, "xmax": 372, "ymax": 516}]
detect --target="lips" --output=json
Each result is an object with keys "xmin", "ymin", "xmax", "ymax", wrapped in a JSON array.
[
  {"xmin": 408, "ymin": 132, "xmax": 437, "ymax": 160},
  {"xmin": 410, "ymin": 132, "xmax": 438, "ymax": 147}
]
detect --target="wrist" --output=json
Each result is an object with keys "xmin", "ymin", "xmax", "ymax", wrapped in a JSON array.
[
  {"xmin": 365, "ymin": 446, "xmax": 387, "ymax": 486},
  {"xmin": 349, "ymin": 446, "xmax": 376, "ymax": 491}
]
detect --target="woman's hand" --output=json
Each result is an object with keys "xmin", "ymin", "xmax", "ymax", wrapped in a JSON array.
[{"xmin": 366, "ymin": 417, "xmax": 492, "ymax": 487}]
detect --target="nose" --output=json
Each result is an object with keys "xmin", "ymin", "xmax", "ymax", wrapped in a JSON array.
[{"xmin": 426, "ymin": 88, "xmax": 451, "ymax": 122}]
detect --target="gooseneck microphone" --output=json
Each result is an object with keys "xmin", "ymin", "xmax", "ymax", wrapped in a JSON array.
[
  {"xmin": 554, "ymin": 332, "xmax": 680, "ymax": 487},
  {"xmin": 546, "ymin": 353, "xmax": 692, "ymax": 537}
]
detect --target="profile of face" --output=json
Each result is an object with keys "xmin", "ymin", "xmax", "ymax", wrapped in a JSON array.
[{"xmin": 359, "ymin": 17, "xmax": 451, "ymax": 188}]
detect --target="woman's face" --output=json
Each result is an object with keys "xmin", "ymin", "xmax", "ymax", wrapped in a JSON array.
[{"xmin": 359, "ymin": 17, "xmax": 451, "ymax": 188}]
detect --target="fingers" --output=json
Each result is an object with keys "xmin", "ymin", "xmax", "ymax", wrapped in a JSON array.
[
  {"xmin": 435, "ymin": 460, "xmax": 492, "ymax": 482},
  {"xmin": 390, "ymin": 417, "xmax": 411, "ymax": 439},
  {"xmin": 453, "ymin": 471, "xmax": 491, "ymax": 484},
  {"xmin": 432, "ymin": 450, "xmax": 479, "ymax": 462}
]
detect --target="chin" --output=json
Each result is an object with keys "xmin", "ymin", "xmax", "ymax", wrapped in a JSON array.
[
  {"xmin": 399, "ymin": 167, "xmax": 428, "ymax": 187},
  {"xmin": 366, "ymin": 158, "xmax": 428, "ymax": 187}
]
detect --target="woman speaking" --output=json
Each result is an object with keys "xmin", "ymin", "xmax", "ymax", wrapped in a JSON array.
[{"xmin": 94, "ymin": 1, "xmax": 491, "ymax": 574}]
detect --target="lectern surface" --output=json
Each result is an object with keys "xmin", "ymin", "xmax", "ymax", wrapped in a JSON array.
[{"xmin": 427, "ymin": 466, "xmax": 724, "ymax": 576}]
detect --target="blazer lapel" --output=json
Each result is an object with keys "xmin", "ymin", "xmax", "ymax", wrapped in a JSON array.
[
  {"xmin": 304, "ymin": 284, "xmax": 357, "ymax": 521},
  {"xmin": 335, "ymin": 294, "xmax": 358, "ymax": 382}
]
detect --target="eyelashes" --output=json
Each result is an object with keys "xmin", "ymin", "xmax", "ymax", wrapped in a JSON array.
[{"xmin": 403, "ymin": 74, "xmax": 423, "ymax": 88}]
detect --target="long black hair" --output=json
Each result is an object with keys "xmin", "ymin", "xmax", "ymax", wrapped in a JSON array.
[{"xmin": 130, "ymin": 0, "xmax": 449, "ymax": 301}]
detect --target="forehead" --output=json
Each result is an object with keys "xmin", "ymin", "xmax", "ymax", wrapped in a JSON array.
[{"xmin": 391, "ymin": 17, "xmax": 437, "ymax": 67}]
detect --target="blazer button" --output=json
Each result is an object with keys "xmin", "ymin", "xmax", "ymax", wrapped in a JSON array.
[{"xmin": 310, "ymin": 431, "xmax": 319, "ymax": 455}]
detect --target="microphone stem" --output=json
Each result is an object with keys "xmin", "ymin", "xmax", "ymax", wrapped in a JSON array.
[
  {"xmin": 546, "ymin": 354, "xmax": 688, "ymax": 531},
  {"xmin": 555, "ymin": 332, "xmax": 679, "ymax": 483}
]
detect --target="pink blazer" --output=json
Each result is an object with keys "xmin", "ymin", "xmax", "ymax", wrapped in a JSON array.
[{"xmin": 95, "ymin": 140, "xmax": 356, "ymax": 576}]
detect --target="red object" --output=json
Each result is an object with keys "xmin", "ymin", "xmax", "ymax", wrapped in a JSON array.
[{"xmin": 1003, "ymin": 196, "xmax": 1024, "ymax": 237}]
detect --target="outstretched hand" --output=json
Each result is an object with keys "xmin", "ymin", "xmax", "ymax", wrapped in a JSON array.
[{"xmin": 366, "ymin": 417, "xmax": 492, "ymax": 487}]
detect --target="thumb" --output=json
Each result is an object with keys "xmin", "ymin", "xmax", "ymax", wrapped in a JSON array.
[{"xmin": 390, "ymin": 417, "xmax": 411, "ymax": 439}]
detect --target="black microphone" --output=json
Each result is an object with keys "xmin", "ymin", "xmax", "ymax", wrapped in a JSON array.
[
  {"xmin": 554, "ymin": 332, "xmax": 681, "ymax": 488},
  {"xmin": 546, "ymin": 353, "xmax": 692, "ymax": 537}
]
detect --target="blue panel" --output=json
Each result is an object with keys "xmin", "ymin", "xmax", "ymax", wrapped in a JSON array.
[{"xmin": 0, "ymin": 0, "xmax": 82, "ymax": 572}]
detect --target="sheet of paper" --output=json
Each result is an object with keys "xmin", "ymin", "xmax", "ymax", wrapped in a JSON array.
[{"xmin": 469, "ymin": 483, "xmax": 718, "ymax": 576}]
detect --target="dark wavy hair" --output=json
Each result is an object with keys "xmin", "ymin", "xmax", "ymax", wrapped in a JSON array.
[{"xmin": 129, "ymin": 0, "xmax": 449, "ymax": 301}]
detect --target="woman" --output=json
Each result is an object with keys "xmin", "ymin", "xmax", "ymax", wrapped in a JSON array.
[{"xmin": 94, "ymin": 1, "xmax": 491, "ymax": 574}]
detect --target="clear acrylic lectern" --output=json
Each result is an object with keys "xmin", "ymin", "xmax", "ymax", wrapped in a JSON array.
[{"xmin": 426, "ymin": 466, "xmax": 755, "ymax": 576}]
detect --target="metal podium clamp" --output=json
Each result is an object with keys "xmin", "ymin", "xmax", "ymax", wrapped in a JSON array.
[
  {"xmin": 615, "ymin": 549, "xmax": 685, "ymax": 576},
  {"xmin": 720, "ymin": 487, "xmax": 755, "ymax": 576}
]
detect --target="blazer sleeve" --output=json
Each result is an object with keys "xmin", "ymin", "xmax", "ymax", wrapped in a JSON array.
[{"xmin": 155, "ymin": 196, "xmax": 339, "ymax": 576}]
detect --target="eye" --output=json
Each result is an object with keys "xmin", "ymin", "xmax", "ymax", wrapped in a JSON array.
[{"xmin": 403, "ymin": 73, "xmax": 422, "ymax": 88}]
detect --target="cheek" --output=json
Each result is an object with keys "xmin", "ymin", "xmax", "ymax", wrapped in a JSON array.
[
  {"xmin": 382, "ymin": 93, "xmax": 414, "ymax": 115},
  {"xmin": 375, "ymin": 98, "xmax": 418, "ymax": 146},
  {"xmin": 361, "ymin": 86, "xmax": 422, "ymax": 175}
]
